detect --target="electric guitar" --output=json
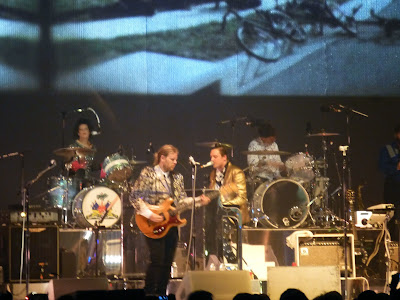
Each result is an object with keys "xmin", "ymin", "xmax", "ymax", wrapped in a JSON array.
[{"xmin": 135, "ymin": 190, "xmax": 220, "ymax": 239}]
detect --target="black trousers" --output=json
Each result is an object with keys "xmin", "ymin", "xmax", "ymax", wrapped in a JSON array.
[{"xmin": 144, "ymin": 227, "xmax": 178, "ymax": 296}]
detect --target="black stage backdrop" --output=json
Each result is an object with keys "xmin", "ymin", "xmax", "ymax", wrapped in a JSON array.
[{"xmin": 0, "ymin": 94, "xmax": 398, "ymax": 213}]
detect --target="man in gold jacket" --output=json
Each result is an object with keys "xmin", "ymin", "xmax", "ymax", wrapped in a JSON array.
[{"xmin": 208, "ymin": 145, "xmax": 250, "ymax": 225}]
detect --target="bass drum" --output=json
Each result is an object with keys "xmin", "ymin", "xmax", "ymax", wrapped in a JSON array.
[
  {"xmin": 72, "ymin": 186, "xmax": 121, "ymax": 228},
  {"xmin": 253, "ymin": 179, "xmax": 309, "ymax": 228}
]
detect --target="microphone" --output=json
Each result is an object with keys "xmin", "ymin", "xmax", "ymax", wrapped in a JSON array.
[
  {"xmin": 49, "ymin": 159, "xmax": 56, "ymax": 167},
  {"xmin": 91, "ymin": 130, "xmax": 101, "ymax": 136},
  {"xmin": 189, "ymin": 156, "xmax": 200, "ymax": 166},
  {"xmin": 200, "ymin": 161, "xmax": 213, "ymax": 168}
]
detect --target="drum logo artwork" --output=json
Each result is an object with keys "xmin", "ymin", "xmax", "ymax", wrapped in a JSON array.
[
  {"xmin": 73, "ymin": 186, "xmax": 122, "ymax": 228},
  {"xmin": 87, "ymin": 191, "xmax": 119, "ymax": 221}
]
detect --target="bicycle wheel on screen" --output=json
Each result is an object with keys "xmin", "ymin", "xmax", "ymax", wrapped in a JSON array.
[
  {"xmin": 327, "ymin": 2, "xmax": 357, "ymax": 36},
  {"xmin": 236, "ymin": 21, "xmax": 287, "ymax": 62},
  {"xmin": 267, "ymin": 10, "xmax": 307, "ymax": 43}
]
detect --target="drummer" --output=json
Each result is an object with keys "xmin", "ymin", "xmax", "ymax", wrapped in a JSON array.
[
  {"xmin": 67, "ymin": 118, "xmax": 99, "ymax": 185},
  {"xmin": 247, "ymin": 122, "xmax": 286, "ymax": 181}
]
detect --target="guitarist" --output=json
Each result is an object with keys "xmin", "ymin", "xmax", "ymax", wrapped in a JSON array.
[{"xmin": 130, "ymin": 144, "xmax": 210, "ymax": 297}]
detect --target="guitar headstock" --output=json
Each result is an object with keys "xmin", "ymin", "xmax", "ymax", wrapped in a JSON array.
[{"xmin": 346, "ymin": 189, "xmax": 356, "ymax": 204}]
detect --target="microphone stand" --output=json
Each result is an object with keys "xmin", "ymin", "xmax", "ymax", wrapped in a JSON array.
[
  {"xmin": 335, "ymin": 105, "xmax": 368, "ymax": 300},
  {"xmin": 23, "ymin": 161, "xmax": 56, "ymax": 295},
  {"xmin": 189, "ymin": 161, "xmax": 198, "ymax": 270}
]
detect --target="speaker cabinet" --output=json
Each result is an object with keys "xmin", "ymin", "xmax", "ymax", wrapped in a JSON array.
[
  {"xmin": 295, "ymin": 233, "xmax": 356, "ymax": 277},
  {"xmin": 47, "ymin": 278, "xmax": 109, "ymax": 300},
  {"xmin": 267, "ymin": 266, "xmax": 341, "ymax": 300},
  {"xmin": 9, "ymin": 226, "xmax": 59, "ymax": 281},
  {"xmin": 176, "ymin": 270, "xmax": 252, "ymax": 300}
]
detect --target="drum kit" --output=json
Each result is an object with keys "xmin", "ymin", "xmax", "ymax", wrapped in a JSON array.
[
  {"xmin": 44, "ymin": 147, "xmax": 147, "ymax": 229},
  {"xmin": 198, "ymin": 131, "xmax": 342, "ymax": 229},
  {"xmin": 247, "ymin": 131, "xmax": 343, "ymax": 229}
]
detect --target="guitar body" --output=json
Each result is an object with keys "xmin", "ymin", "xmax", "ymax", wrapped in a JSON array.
[{"xmin": 135, "ymin": 198, "xmax": 187, "ymax": 239}]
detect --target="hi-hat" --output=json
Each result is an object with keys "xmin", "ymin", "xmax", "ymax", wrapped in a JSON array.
[
  {"xmin": 54, "ymin": 147, "xmax": 96, "ymax": 161},
  {"xmin": 196, "ymin": 141, "xmax": 233, "ymax": 148},
  {"xmin": 130, "ymin": 160, "xmax": 147, "ymax": 165},
  {"xmin": 241, "ymin": 150, "xmax": 291, "ymax": 156},
  {"xmin": 306, "ymin": 132, "xmax": 340, "ymax": 137}
]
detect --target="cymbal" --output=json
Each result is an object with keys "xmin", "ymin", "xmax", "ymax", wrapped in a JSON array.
[
  {"xmin": 196, "ymin": 141, "xmax": 233, "ymax": 148},
  {"xmin": 241, "ymin": 150, "xmax": 291, "ymax": 156},
  {"xmin": 129, "ymin": 160, "xmax": 147, "ymax": 165},
  {"xmin": 306, "ymin": 132, "xmax": 340, "ymax": 137},
  {"xmin": 53, "ymin": 147, "xmax": 96, "ymax": 160}
]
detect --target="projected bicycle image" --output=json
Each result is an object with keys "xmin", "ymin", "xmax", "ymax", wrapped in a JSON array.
[{"xmin": 1, "ymin": 0, "xmax": 400, "ymax": 95}]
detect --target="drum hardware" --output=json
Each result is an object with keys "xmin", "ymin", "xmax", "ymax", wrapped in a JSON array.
[
  {"xmin": 306, "ymin": 132, "xmax": 340, "ymax": 137},
  {"xmin": 53, "ymin": 147, "xmax": 96, "ymax": 162},
  {"xmin": 129, "ymin": 159, "xmax": 147, "ymax": 166}
]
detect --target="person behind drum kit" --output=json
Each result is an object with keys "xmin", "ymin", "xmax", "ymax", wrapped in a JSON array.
[
  {"xmin": 130, "ymin": 144, "xmax": 210, "ymax": 297},
  {"xmin": 247, "ymin": 123, "xmax": 286, "ymax": 181},
  {"xmin": 67, "ymin": 118, "xmax": 100, "ymax": 186},
  {"xmin": 379, "ymin": 124, "xmax": 400, "ymax": 241}
]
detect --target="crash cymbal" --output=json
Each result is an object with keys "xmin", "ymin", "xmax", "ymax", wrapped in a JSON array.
[
  {"xmin": 241, "ymin": 150, "xmax": 291, "ymax": 156},
  {"xmin": 196, "ymin": 141, "xmax": 233, "ymax": 148},
  {"xmin": 306, "ymin": 132, "xmax": 340, "ymax": 137},
  {"xmin": 53, "ymin": 147, "xmax": 96, "ymax": 160},
  {"xmin": 129, "ymin": 160, "xmax": 147, "ymax": 165}
]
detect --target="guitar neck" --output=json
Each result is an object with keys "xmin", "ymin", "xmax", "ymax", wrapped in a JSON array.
[
  {"xmin": 173, "ymin": 196, "xmax": 202, "ymax": 215},
  {"xmin": 172, "ymin": 191, "xmax": 219, "ymax": 215}
]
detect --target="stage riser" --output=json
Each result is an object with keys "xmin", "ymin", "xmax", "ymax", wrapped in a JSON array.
[{"xmin": 1, "ymin": 227, "xmax": 393, "ymax": 283}]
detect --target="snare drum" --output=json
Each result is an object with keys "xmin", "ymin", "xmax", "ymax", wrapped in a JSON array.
[
  {"xmin": 103, "ymin": 153, "xmax": 132, "ymax": 182},
  {"xmin": 253, "ymin": 178, "xmax": 309, "ymax": 228},
  {"xmin": 285, "ymin": 152, "xmax": 315, "ymax": 182},
  {"xmin": 47, "ymin": 175, "xmax": 81, "ymax": 208},
  {"xmin": 72, "ymin": 186, "xmax": 121, "ymax": 228}
]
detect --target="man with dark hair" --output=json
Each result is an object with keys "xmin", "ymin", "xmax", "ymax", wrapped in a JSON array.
[
  {"xmin": 379, "ymin": 125, "xmax": 400, "ymax": 240},
  {"xmin": 203, "ymin": 145, "xmax": 249, "ymax": 265},
  {"xmin": 209, "ymin": 145, "xmax": 249, "ymax": 223},
  {"xmin": 247, "ymin": 123, "xmax": 285, "ymax": 181}
]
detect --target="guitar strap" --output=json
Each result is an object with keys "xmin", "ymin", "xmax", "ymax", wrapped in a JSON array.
[{"xmin": 169, "ymin": 171, "xmax": 177, "ymax": 206}]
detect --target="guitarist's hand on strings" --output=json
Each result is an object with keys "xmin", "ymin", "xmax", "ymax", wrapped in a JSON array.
[
  {"xmin": 200, "ymin": 194, "xmax": 211, "ymax": 205},
  {"xmin": 149, "ymin": 213, "xmax": 164, "ymax": 223}
]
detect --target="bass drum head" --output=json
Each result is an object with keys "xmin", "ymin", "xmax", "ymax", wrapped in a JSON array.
[
  {"xmin": 72, "ymin": 186, "xmax": 121, "ymax": 228},
  {"xmin": 254, "ymin": 179, "xmax": 309, "ymax": 228}
]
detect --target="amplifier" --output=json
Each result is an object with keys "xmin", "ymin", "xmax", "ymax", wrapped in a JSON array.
[
  {"xmin": 9, "ymin": 226, "xmax": 59, "ymax": 281},
  {"xmin": 10, "ymin": 209, "xmax": 60, "ymax": 225},
  {"xmin": 295, "ymin": 233, "xmax": 356, "ymax": 277}
]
